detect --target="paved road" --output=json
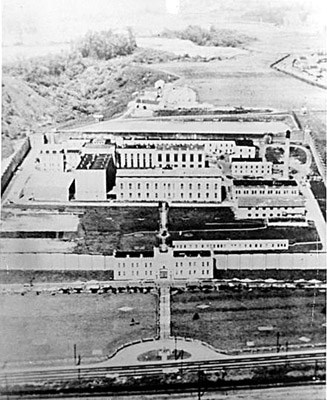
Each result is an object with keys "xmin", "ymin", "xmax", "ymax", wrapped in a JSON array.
[{"xmin": 73, "ymin": 384, "xmax": 325, "ymax": 400}]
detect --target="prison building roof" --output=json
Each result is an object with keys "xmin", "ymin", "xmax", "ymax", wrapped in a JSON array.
[
  {"xmin": 65, "ymin": 119, "xmax": 291, "ymax": 135},
  {"xmin": 237, "ymin": 196, "xmax": 305, "ymax": 208},
  {"xmin": 173, "ymin": 250, "xmax": 211, "ymax": 258},
  {"xmin": 116, "ymin": 168, "xmax": 222, "ymax": 178},
  {"xmin": 156, "ymin": 143, "xmax": 205, "ymax": 151},
  {"xmin": 76, "ymin": 154, "xmax": 112, "ymax": 170},
  {"xmin": 231, "ymin": 157, "xmax": 263, "ymax": 162},
  {"xmin": 115, "ymin": 251, "xmax": 155, "ymax": 258},
  {"xmin": 117, "ymin": 144, "xmax": 156, "ymax": 149},
  {"xmin": 233, "ymin": 179, "xmax": 298, "ymax": 187},
  {"xmin": 235, "ymin": 139, "xmax": 255, "ymax": 146}
]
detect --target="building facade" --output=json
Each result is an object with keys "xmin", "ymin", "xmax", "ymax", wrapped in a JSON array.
[
  {"xmin": 75, "ymin": 154, "xmax": 116, "ymax": 201},
  {"xmin": 231, "ymin": 158, "xmax": 273, "ymax": 178},
  {"xmin": 173, "ymin": 238, "xmax": 289, "ymax": 252},
  {"xmin": 113, "ymin": 247, "xmax": 214, "ymax": 280},
  {"xmin": 232, "ymin": 180, "xmax": 299, "ymax": 199},
  {"xmin": 114, "ymin": 168, "xmax": 222, "ymax": 203},
  {"xmin": 235, "ymin": 196, "xmax": 306, "ymax": 220}
]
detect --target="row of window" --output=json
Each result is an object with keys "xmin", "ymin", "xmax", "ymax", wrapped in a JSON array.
[
  {"xmin": 175, "ymin": 261, "xmax": 211, "ymax": 267},
  {"xmin": 157, "ymin": 164, "xmax": 205, "ymax": 169},
  {"xmin": 175, "ymin": 270, "xmax": 210, "ymax": 275},
  {"xmin": 233, "ymin": 165, "xmax": 271, "ymax": 170},
  {"xmin": 247, "ymin": 206, "xmax": 299, "ymax": 211},
  {"xmin": 175, "ymin": 241, "xmax": 287, "ymax": 249},
  {"xmin": 247, "ymin": 213, "xmax": 301, "ymax": 218},
  {"xmin": 121, "ymin": 182, "xmax": 218, "ymax": 190},
  {"xmin": 121, "ymin": 153, "xmax": 153, "ymax": 168},
  {"xmin": 116, "ymin": 269, "xmax": 211, "ymax": 277},
  {"xmin": 235, "ymin": 189, "xmax": 298, "ymax": 195},
  {"xmin": 121, "ymin": 192, "xmax": 219, "ymax": 199},
  {"xmin": 117, "ymin": 270, "xmax": 153, "ymax": 277},
  {"xmin": 117, "ymin": 262, "xmax": 153, "ymax": 268}
]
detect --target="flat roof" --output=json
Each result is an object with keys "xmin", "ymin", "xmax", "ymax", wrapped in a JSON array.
[
  {"xmin": 238, "ymin": 196, "xmax": 305, "ymax": 208},
  {"xmin": 83, "ymin": 142, "xmax": 114, "ymax": 149},
  {"xmin": 118, "ymin": 144, "xmax": 156, "ymax": 149},
  {"xmin": 65, "ymin": 119, "xmax": 291, "ymax": 135},
  {"xmin": 116, "ymin": 167, "xmax": 222, "ymax": 178},
  {"xmin": 77, "ymin": 154, "xmax": 112, "ymax": 170},
  {"xmin": 156, "ymin": 143, "xmax": 205, "ymax": 151},
  {"xmin": 235, "ymin": 139, "xmax": 254, "ymax": 146},
  {"xmin": 231, "ymin": 157, "xmax": 263, "ymax": 162},
  {"xmin": 115, "ymin": 250, "xmax": 155, "ymax": 258},
  {"xmin": 27, "ymin": 172, "xmax": 74, "ymax": 188},
  {"xmin": 173, "ymin": 250, "xmax": 211, "ymax": 257},
  {"xmin": 233, "ymin": 179, "xmax": 298, "ymax": 187}
]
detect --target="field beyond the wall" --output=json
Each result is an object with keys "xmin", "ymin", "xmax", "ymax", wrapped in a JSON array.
[
  {"xmin": 0, "ymin": 292, "xmax": 156, "ymax": 367},
  {"xmin": 171, "ymin": 290, "xmax": 326, "ymax": 352}
]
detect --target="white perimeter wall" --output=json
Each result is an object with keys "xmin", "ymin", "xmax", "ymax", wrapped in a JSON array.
[{"xmin": 0, "ymin": 252, "xmax": 325, "ymax": 271}]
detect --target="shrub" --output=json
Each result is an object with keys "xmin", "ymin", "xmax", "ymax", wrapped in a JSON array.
[
  {"xmin": 160, "ymin": 25, "xmax": 254, "ymax": 48},
  {"xmin": 74, "ymin": 29, "xmax": 137, "ymax": 60}
]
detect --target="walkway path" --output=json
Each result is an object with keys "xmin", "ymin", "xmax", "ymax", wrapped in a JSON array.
[
  {"xmin": 99, "ymin": 281, "xmax": 225, "ymax": 367},
  {"xmin": 159, "ymin": 284, "xmax": 171, "ymax": 339}
]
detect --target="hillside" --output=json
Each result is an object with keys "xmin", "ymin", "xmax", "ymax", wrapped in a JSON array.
[
  {"xmin": 2, "ymin": 47, "xmax": 178, "ymax": 159},
  {"xmin": 2, "ymin": 76, "xmax": 56, "ymax": 158}
]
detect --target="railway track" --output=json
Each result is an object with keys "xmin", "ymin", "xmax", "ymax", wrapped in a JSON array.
[{"xmin": 1, "ymin": 349, "xmax": 325, "ymax": 387}]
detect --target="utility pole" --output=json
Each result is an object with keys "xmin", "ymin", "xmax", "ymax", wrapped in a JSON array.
[
  {"xmin": 197, "ymin": 367, "xmax": 206, "ymax": 400},
  {"xmin": 73, "ymin": 344, "xmax": 77, "ymax": 365},
  {"xmin": 311, "ymin": 268, "xmax": 319, "ymax": 327},
  {"xmin": 276, "ymin": 331, "xmax": 280, "ymax": 353}
]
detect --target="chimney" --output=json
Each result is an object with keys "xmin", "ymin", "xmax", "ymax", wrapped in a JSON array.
[{"xmin": 283, "ymin": 130, "xmax": 291, "ymax": 180}]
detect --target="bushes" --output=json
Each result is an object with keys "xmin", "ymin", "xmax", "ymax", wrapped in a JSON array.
[
  {"xmin": 161, "ymin": 25, "xmax": 254, "ymax": 48},
  {"xmin": 74, "ymin": 28, "xmax": 137, "ymax": 60}
]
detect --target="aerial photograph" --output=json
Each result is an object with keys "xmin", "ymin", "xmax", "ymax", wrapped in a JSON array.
[{"xmin": 0, "ymin": 0, "xmax": 326, "ymax": 399}]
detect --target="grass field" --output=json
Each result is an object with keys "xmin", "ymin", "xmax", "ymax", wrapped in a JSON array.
[
  {"xmin": 75, "ymin": 207, "xmax": 159, "ymax": 254},
  {"xmin": 168, "ymin": 207, "xmax": 236, "ymax": 231},
  {"xmin": 171, "ymin": 290, "xmax": 326, "ymax": 351},
  {"xmin": 0, "ymin": 292, "xmax": 156, "ymax": 365},
  {"xmin": 169, "ymin": 222, "xmax": 322, "ymax": 253},
  {"xmin": 145, "ymin": 24, "xmax": 325, "ymax": 111}
]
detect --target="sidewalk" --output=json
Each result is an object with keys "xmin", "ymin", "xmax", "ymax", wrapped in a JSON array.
[{"xmin": 101, "ymin": 338, "xmax": 227, "ymax": 367}]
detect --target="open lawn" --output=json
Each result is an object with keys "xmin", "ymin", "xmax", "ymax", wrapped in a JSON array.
[
  {"xmin": 171, "ymin": 290, "xmax": 326, "ymax": 352},
  {"xmin": 75, "ymin": 207, "xmax": 159, "ymax": 254},
  {"xmin": 0, "ymin": 292, "xmax": 156, "ymax": 365},
  {"xmin": 169, "ymin": 222, "xmax": 322, "ymax": 253},
  {"xmin": 168, "ymin": 207, "xmax": 236, "ymax": 231}
]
